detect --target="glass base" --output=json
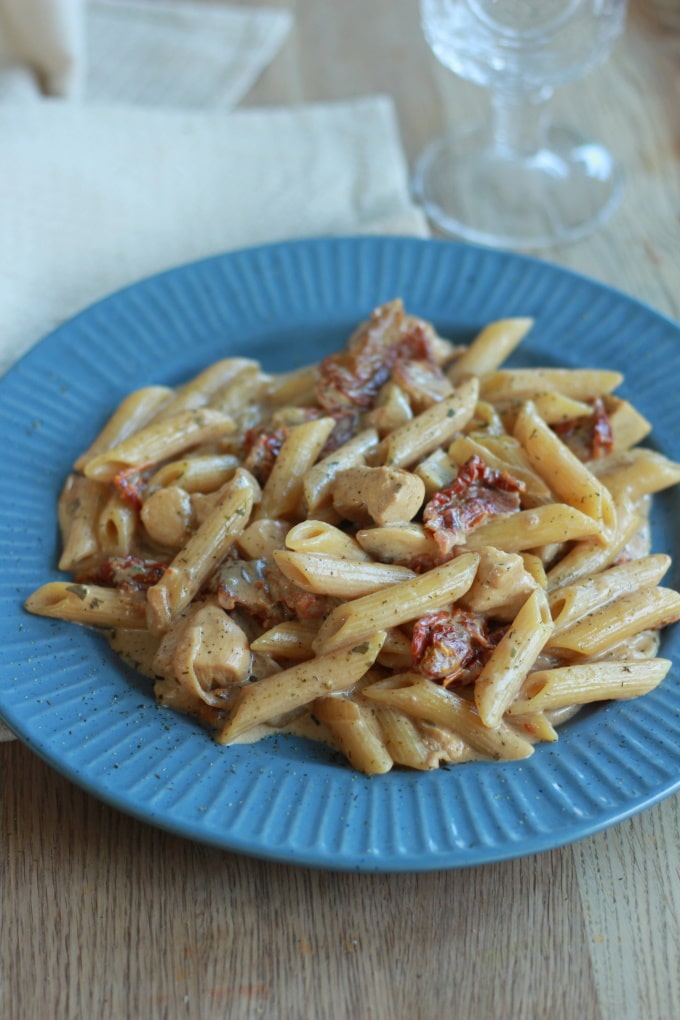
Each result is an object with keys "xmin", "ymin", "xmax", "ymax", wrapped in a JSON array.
[{"xmin": 413, "ymin": 122, "xmax": 624, "ymax": 250}]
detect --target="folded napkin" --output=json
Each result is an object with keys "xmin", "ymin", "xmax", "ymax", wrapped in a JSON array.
[
  {"xmin": 87, "ymin": 0, "xmax": 293, "ymax": 108},
  {"xmin": 0, "ymin": 0, "xmax": 292, "ymax": 105},
  {"xmin": 0, "ymin": 95, "xmax": 425, "ymax": 377}
]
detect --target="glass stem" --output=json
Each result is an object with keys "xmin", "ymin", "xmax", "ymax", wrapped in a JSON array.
[{"xmin": 490, "ymin": 87, "xmax": 554, "ymax": 159}]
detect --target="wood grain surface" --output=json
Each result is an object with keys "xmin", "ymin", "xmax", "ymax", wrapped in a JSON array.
[{"xmin": 2, "ymin": 2, "xmax": 679, "ymax": 1018}]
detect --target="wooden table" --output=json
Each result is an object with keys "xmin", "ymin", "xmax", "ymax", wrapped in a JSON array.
[{"xmin": 2, "ymin": 2, "xmax": 678, "ymax": 1017}]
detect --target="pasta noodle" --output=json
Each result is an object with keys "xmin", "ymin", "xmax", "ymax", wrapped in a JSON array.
[
  {"xmin": 57, "ymin": 474, "xmax": 107, "ymax": 571},
  {"xmin": 73, "ymin": 385, "xmax": 173, "ymax": 471},
  {"xmin": 513, "ymin": 401, "xmax": 617, "ymax": 538},
  {"xmin": 447, "ymin": 317, "xmax": 533, "ymax": 382},
  {"xmin": 146, "ymin": 468, "xmax": 259, "ymax": 633},
  {"xmin": 26, "ymin": 298, "xmax": 680, "ymax": 776},
  {"xmin": 83, "ymin": 408, "xmax": 235, "ymax": 482}
]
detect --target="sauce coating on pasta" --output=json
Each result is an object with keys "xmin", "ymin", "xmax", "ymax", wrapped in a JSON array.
[{"xmin": 26, "ymin": 300, "xmax": 680, "ymax": 774}]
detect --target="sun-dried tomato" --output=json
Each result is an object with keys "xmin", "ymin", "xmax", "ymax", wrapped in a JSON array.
[
  {"xmin": 76, "ymin": 555, "xmax": 168, "ymax": 592},
  {"xmin": 112, "ymin": 466, "xmax": 153, "ymax": 511},
  {"xmin": 316, "ymin": 348, "xmax": 390, "ymax": 413},
  {"xmin": 552, "ymin": 397, "xmax": 614, "ymax": 461},
  {"xmin": 591, "ymin": 397, "xmax": 614, "ymax": 458},
  {"xmin": 316, "ymin": 310, "xmax": 440, "ymax": 414},
  {"xmin": 244, "ymin": 422, "xmax": 289, "ymax": 483},
  {"xmin": 423, "ymin": 455, "xmax": 524, "ymax": 557},
  {"xmin": 320, "ymin": 410, "xmax": 360, "ymax": 455},
  {"xmin": 411, "ymin": 607, "xmax": 500, "ymax": 686},
  {"xmin": 395, "ymin": 325, "xmax": 438, "ymax": 364}
]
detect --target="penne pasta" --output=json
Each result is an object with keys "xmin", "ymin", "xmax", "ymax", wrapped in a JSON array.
[
  {"xmin": 256, "ymin": 417, "xmax": 336, "ymax": 521},
  {"xmin": 545, "ymin": 497, "xmax": 641, "ymax": 591},
  {"xmin": 371, "ymin": 703, "xmax": 437, "ymax": 770},
  {"xmin": 249, "ymin": 620, "xmax": 318, "ymax": 660},
  {"xmin": 313, "ymin": 553, "xmax": 480, "ymax": 655},
  {"xmin": 474, "ymin": 588, "xmax": 554, "ymax": 727},
  {"xmin": 509, "ymin": 711, "xmax": 559, "ymax": 744},
  {"xmin": 313, "ymin": 695, "xmax": 394, "ymax": 775},
  {"xmin": 531, "ymin": 392, "xmax": 593, "ymax": 425},
  {"xmin": 464, "ymin": 504, "xmax": 602, "ymax": 552},
  {"xmin": 591, "ymin": 448, "xmax": 680, "ymax": 502},
  {"xmin": 83, "ymin": 408, "xmax": 235, "ymax": 482},
  {"xmin": 514, "ymin": 401, "xmax": 616, "ymax": 538},
  {"xmin": 57, "ymin": 473, "xmax": 107, "ymax": 571},
  {"xmin": 480, "ymin": 367, "xmax": 623, "ymax": 403},
  {"xmin": 273, "ymin": 549, "xmax": 415, "ymax": 598},
  {"xmin": 376, "ymin": 627, "xmax": 413, "ymax": 669},
  {"xmin": 217, "ymin": 632, "xmax": 386, "ymax": 742},
  {"xmin": 414, "ymin": 447, "xmax": 457, "ymax": 497},
  {"xmin": 157, "ymin": 359, "xmax": 258, "ymax": 419},
  {"xmin": 605, "ymin": 396, "xmax": 652, "ymax": 453},
  {"xmin": 265, "ymin": 364, "xmax": 318, "ymax": 406},
  {"xmin": 147, "ymin": 454, "xmax": 240, "ymax": 494},
  {"xmin": 362, "ymin": 674, "xmax": 534, "ymax": 760},
  {"xmin": 97, "ymin": 491, "xmax": 137, "ymax": 557},
  {"xmin": 448, "ymin": 317, "xmax": 533, "ymax": 382},
  {"xmin": 285, "ymin": 519, "xmax": 371, "ymax": 561},
  {"xmin": 548, "ymin": 555, "xmax": 671, "ymax": 635},
  {"xmin": 26, "ymin": 582, "xmax": 147, "ymax": 629},
  {"xmin": 355, "ymin": 522, "xmax": 439, "ymax": 568},
  {"xmin": 73, "ymin": 385, "xmax": 173, "ymax": 471},
  {"xmin": 547, "ymin": 586, "xmax": 680, "ymax": 657},
  {"xmin": 379, "ymin": 377, "xmax": 479, "ymax": 468},
  {"xmin": 508, "ymin": 659, "xmax": 671, "ymax": 715},
  {"xmin": 146, "ymin": 469, "xmax": 259, "ymax": 633},
  {"xmin": 365, "ymin": 381, "xmax": 414, "ymax": 431},
  {"xmin": 207, "ymin": 364, "xmax": 271, "ymax": 417}
]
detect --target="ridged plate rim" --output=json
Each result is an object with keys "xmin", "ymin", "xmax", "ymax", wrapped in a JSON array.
[{"xmin": 0, "ymin": 235, "xmax": 678, "ymax": 872}]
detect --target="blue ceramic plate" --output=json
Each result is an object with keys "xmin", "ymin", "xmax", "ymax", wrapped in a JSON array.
[{"xmin": 1, "ymin": 237, "xmax": 679, "ymax": 872}]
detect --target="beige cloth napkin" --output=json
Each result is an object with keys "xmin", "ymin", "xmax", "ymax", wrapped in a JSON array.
[
  {"xmin": 0, "ymin": 96, "xmax": 426, "ymax": 377},
  {"xmin": 86, "ymin": 0, "xmax": 293, "ymax": 108},
  {"xmin": 0, "ymin": 0, "xmax": 292, "ymax": 104}
]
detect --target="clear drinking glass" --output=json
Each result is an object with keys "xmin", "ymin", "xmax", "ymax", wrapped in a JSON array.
[{"xmin": 413, "ymin": 0, "xmax": 628, "ymax": 249}]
